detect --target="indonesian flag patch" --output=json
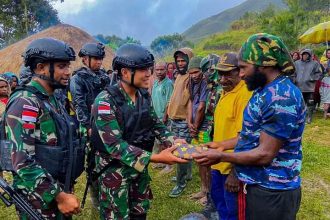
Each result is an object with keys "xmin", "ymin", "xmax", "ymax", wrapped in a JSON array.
[
  {"xmin": 22, "ymin": 110, "xmax": 38, "ymax": 122},
  {"xmin": 98, "ymin": 101, "xmax": 111, "ymax": 114},
  {"xmin": 21, "ymin": 105, "xmax": 38, "ymax": 123}
]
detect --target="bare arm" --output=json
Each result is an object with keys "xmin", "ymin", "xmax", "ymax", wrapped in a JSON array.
[
  {"xmin": 194, "ymin": 131, "xmax": 283, "ymax": 166},
  {"xmin": 193, "ymin": 101, "xmax": 206, "ymax": 129},
  {"xmin": 204, "ymin": 136, "xmax": 239, "ymax": 151}
]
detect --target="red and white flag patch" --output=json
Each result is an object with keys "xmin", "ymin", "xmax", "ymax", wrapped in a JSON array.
[
  {"xmin": 98, "ymin": 101, "xmax": 111, "ymax": 114},
  {"xmin": 21, "ymin": 110, "xmax": 38, "ymax": 122}
]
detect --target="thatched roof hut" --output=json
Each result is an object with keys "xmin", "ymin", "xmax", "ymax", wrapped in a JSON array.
[{"xmin": 0, "ymin": 24, "xmax": 114, "ymax": 75}]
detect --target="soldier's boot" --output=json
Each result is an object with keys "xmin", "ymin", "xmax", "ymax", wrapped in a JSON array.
[
  {"xmin": 169, "ymin": 162, "xmax": 192, "ymax": 197},
  {"xmin": 129, "ymin": 213, "xmax": 147, "ymax": 220}
]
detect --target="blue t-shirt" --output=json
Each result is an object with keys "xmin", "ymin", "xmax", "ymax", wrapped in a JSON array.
[{"xmin": 235, "ymin": 76, "xmax": 306, "ymax": 190}]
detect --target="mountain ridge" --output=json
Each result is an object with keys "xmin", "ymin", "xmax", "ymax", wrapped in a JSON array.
[{"xmin": 183, "ymin": 0, "xmax": 287, "ymax": 42}]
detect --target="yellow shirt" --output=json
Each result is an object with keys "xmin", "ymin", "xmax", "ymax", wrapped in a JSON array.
[{"xmin": 211, "ymin": 80, "xmax": 252, "ymax": 174}]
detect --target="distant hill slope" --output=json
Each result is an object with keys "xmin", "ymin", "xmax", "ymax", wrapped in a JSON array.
[{"xmin": 183, "ymin": 0, "xmax": 287, "ymax": 42}]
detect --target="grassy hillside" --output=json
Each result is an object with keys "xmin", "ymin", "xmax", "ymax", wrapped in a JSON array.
[
  {"xmin": 183, "ymin": 0, "xmax": 287, "ymax": 42},
  {"xmin": 193, "ymin": 27, "xmax": 257, "ymax": 57}
]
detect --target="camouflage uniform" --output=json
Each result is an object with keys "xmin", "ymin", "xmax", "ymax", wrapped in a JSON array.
[
  {"xmin": 239, "ymin": 33, "xmax": 295, "ymax": 75},
  {"xmin": 92, "ymin": 84, "xmax": 175, "ymax": 220},
  {"xmin": 205, "ymin": 70, "xmax": 221, "ymax": 136},
  {"xmin": 4, "ymin": 80, "xmax": 67, "ymax": 219}
]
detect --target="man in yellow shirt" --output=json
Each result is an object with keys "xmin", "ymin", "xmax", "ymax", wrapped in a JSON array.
[{"xmin": 209, "ymin": 52, "xmax": 252, "ymax": 220}]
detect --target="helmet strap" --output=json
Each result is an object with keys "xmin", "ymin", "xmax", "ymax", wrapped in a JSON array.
[
  {"xmin": 33, "ymin": 62, "xmax": 65, "ymax": 89},
  {"xmin": 88, "ymin": 56, "xmax": 91, "ymax": 69},
  {"xmin": 120, "ymin": 69, "xmax": 138, "ymax": 89},
  {"xmin": 130, "ymin": 69, "xmax": 136, "ymax": 87}
]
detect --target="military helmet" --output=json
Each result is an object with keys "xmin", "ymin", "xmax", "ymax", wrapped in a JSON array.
[
  {"xmin": 78, "ymin": 42, "xmax": 105, "ymax": 58},
  {"xmin": 23, "ymin": 38, "xmax": 76, "ymax": 67},
  {"xmin": 112, "ymin": 43, "xmax": 154, "ymax": 71}
]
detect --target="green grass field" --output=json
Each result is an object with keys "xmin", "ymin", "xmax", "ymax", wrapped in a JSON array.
[{"xmin": 1, "ymin": 112, "xmax": 330, "ymax": 220}]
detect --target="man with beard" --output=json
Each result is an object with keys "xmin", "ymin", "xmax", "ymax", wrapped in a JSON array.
[
  {"xmin": 165, "ymin": 48, "xmax": 194, "ymax": 197},
  {"xmin": 193, "ymin": 33, "xmax": 305, "ymax": 220}
]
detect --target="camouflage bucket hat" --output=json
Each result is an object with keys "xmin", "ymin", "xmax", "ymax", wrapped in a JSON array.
[
  {"xmin": 188, "ymin": 56, "xmax": 203, "ymax": 71},
  {"xmin": 239, "ymin": 33, "xmax": 295, "ymax": 75},
  {"xmin": 213, "ymin": 52, "xmax": 238, "ymax": 72}
]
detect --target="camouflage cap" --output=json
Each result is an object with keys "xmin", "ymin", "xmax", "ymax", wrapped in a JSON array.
[
  {"xmin": 213, "ymin": 52, "xmax": 238, "ymax": 72},
  {"xmin": 239, "ymin": 33, "xmax": 295, "ymax": 75},
  {"xmin": 188, "ymin": 56, "xmax": 203, "ymax": 71}
]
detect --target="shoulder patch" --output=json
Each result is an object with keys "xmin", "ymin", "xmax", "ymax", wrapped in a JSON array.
[
  {"xmin": 99, "ymin": 101, "xmax": 110, "ymax": 106},
  {"xmin": 23, "ymin": 104, "xmax": 39, "ymax": 112},
  {"xmin": 98, "ymin": 102, "xmax": 111, "ymax": 114},
  {"xmin": 21, "ymin": 110, "xmax": 38, "ymax": 122}
]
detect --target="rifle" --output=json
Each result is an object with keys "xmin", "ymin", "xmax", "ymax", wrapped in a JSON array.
[
  {"xmin": 81, "ymin": 143, "xmax": 95, "ymax": 209},
  {"xmin": 59, "ymin": 122, "xmax": 75, "ymax": 220},
  {"xmin": 0, "ymin": 177, "xmax": 44, "ymax": 220}
]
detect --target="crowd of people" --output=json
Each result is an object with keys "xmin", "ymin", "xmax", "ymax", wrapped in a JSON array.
[
  {"xmin": 291, "ymin": 48, "xmax": 330, "ymax": 120},
  {"xmin": 0, "ymin": 30, "xmax": 329, "ymax": 220}
]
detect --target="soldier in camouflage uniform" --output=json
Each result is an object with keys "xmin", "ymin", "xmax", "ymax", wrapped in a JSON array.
[
  {"xmin": 70, "ymin": 42, "xmax": 110, "ymax": 210},
  {"xmin": 70, "ymin": 42, "xmax": 110, "ymax": 136},
  {"xmin": 200, "ymin": 54, "xmax": 222, "ymax": 139},
  {"xmin": 91, "ymin": 43, "xmax": 187, "ymax": 220},
  {"xmin": 3, "ymin": 38, "xmax": 83, "ymax": 219}
]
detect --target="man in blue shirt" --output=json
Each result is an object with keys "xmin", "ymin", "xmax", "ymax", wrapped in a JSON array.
[
  {"xmin": 193, "ymin": 33, "xmax": 305, "ymax": 220},
  {"xmin": 151, "ymin": 61, "xmax": 174, "ymax": 121},
  {"xmin": 151, "ymin": 61, "xmax": 174, "ymax": 171}
]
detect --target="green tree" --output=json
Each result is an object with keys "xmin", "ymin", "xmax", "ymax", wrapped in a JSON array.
[
  {"xmin": 150, "ymin": 33, "xmax": 193, "ymax": 57},
  {"xmin": 0, "ymin": 0, "xmax": 60, "ymax": 48}
]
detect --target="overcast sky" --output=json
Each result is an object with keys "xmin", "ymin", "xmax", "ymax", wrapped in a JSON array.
[{"xmin": 53, "ymin": 0, "xmax": 245, "ymax": 45}]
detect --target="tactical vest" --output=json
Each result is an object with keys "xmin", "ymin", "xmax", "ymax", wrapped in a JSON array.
[
  {"xmin": 0, "ymin": 86, "xmax": 85, "ymax": 184},
  {"xmin": 92, "ymin": 85, "xmax": 156, "ymax": 154},
  {"xmin": 75, "ymin": 68, "xmax": 110, "ymax": 106}
]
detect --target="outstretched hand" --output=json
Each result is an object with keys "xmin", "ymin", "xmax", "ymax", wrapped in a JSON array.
[
  {"xmin": 192, "ymin": 148, "xmax": 223, "ymax": 166},
  {"xmin": 151, "ymin": 146, "xmax": 188, "ymax": 165}
]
